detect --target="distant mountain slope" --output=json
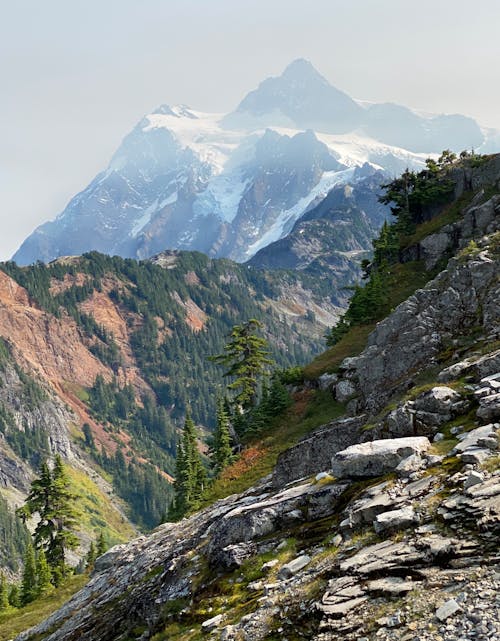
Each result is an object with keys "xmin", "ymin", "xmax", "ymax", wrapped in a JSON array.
[
  {"xmin": 15, "ymin": 59, "xmax": 495, "ymax": 267},
  {"xmin": 248, "ymin": 166, "xmax": 387, "ymax": 276},
  {"xmin": 0, "ymin": 248, "xmax": 345, "ymax": 532}
]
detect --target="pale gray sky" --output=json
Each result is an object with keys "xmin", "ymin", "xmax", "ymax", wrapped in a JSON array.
[{"xmin": 2, "ymin": 0, "xmax": 500, "ymax": 260}]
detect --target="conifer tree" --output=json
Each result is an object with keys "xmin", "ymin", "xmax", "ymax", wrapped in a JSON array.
[
  {"xmin": 210, "ymin": 319, "xmax": 273, "ymax": 413},
  {"xmin": 18, "ymin": 455, "xmax": 79, "ymax": 571},
  {"xmin": 172, "ymin": 411, "xmax": 206, "ymax": 516},
  {"xmin": 86, "ymin": 542, "xmax": 97, "ymax": 570},
  {"xmin": 0, "ymin": 572, "xmax": 9, "ymax": 612},
  {"xmin": 213, "ymin": 397, "xmax": 233, "ymax": 474},
  {"xmin": 8, "ymin": 585, "xmax": 20, "ymax": 608},
  {"xmin": 96, "ymin": 531, "xmax": 107, "ymax": 557},
  {"xmin": 36, "ymin": 548, "xmax": 53, "ymax": 596},
  {"xmin": 20, "ymin": 543, "xmax": 37, "ymax": 606}
]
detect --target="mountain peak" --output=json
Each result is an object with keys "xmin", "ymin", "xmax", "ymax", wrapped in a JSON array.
[
  {"xmin": 229, "ymin": 59, "xmax": 362, "ymax": 134},
  {"xmin": 280, "ymin": 58, "xmax": 327, "ymax": 84}
]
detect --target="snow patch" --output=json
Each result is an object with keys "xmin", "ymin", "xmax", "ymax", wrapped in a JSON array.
[
  {"xmin": 244, "ymin": 167, "xmax": 355, "ymax": 259},
  {"xmin": 130, "ymin": 192, "xmax": 178, "ymax": 237},
  {"xmin": 193, "ymin": 171, "xmax": 249, "ymax": 223}
]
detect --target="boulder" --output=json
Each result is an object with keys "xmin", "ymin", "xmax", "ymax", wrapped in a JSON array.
[
  {"xmin": 395, "ymin": 454, "xmax": 426, "ymax": 477},
  {"xmin": 367, "ymin": 577, "xmax": 414, "ymax": 596},
  {"xmin": 318, "ymin": 373, "xmax": 338, "ymax": 391},
  {"xmin": 201, "ymin": 614, "xmax": 224, "ymax": 631},
  {"xmin": 277, "ymin": 555, "xmax": 311, "ymax": 579},
  {"xmin": 385, "ymin": 405, "xmax": 415, "ymax": 437},
  {"xmin": 477, "ymin": 392, "xmax": 500, "ymax": 421},
  {"xmin": 214, "ymin": 543, "xmax": 255, "ymax": 570},
  {"xmin": 272, "ymin": 416, "xmax": 365, "ymax": 487},
  {"xmin": 452, "ymin": 424, "xmax": 498, "ymax": 454},
  {"xmin": 373, "ymin": 506, "xmax": 418, "ymax": 534},
  {"xmin": 435, "ymin": 599, "xmax": 461, "ymax": 622},
  {"xmin": 331, "ymin": 437, "xmax": 432, "ymax": 479},
  {"xmin": 335, "ymin": 379, "xmax": 357, "ymax": 403}
]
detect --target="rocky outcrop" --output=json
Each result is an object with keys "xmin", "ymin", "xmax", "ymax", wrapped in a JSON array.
[
  {"xmin": 272, "ymin": 416, "xmax": 365, "ymax": 487},
  {"xmin": 331, "ymin": 437, "xmax": 431, "ymax": 479},
  {"xmin": 335, "ymin": 239, "xmax": 500, "ymax": 415}
]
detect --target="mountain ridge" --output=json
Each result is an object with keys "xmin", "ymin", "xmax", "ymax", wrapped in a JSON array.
[{"xmin": 13, "ymin": 59, "xmax": 496, "ymax": 267}]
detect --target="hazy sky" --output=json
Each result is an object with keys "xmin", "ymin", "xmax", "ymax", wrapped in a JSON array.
[{"xmin": 2, "ymin": 0, "xmax": 500, "ymax": 260}]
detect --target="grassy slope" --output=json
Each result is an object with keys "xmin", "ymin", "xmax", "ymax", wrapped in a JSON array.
[
  {"xmin": 66, "ymin": 466, "xmax": 136, "ymax": 546},
  {"xmin": 0, "ymin": 575, "xmax": 88, "ymax": 641}
]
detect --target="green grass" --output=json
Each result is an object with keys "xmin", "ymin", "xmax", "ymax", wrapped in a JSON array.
[
  {"xmin": 304, "ymin": 324, "xmax": 375, "ymax": 379},
  {"xmin": 0, "ymin": 575, "xmax": 88, "ymax": 641},
  {"xmin": 66, "ymin": 466, "xmax": 136, "ymax": 545},
  {"xmin": 197, "ymin": 391, "xmax": 345, "ymax": 509}
]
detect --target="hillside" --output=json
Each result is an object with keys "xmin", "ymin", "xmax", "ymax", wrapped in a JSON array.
[
  {"xmin": 0, "ymin": 246, "xmax": 349, "ymax": 556},
  {"xmin": 9, "ymin": 155, "xmax": 500, "ymax": 641}
]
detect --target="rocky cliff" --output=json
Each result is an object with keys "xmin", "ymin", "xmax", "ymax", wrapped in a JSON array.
[{"xmin": 13, "ymin": 159, "xmax": 500, "ymax": 641}]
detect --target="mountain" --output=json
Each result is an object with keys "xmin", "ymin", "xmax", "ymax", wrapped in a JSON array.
[
  {"xmin": 223, "ymin": 58, "xmax": 364, "ymax": 133},
  {"xmin": 0, "ymin": 248, "xmax": 348, "ymax": 542},
  {"xmin": 248, "ymin": 164, "xmax": 387, "ymax": 273},
  {"xmin": 12, "ymin": 154, "xmax": 500, "ymax": 641},
  {"xmin": 14, "ymin": 59, "xmax": 496, "ymax": 268}
]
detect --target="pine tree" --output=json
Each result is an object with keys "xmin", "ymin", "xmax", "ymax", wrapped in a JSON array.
[
  {"xmin": 17, "ymin": 456, "xmax": 79, "ymax": 571},
  {"xmin": 20, "ymin": 543, "xmax": 37, "ymax": 606},
  {"xmin": 172, "ymin": 411, "xmax": 207, "ymax": 516},
  {"xmin": 8, "ymin": 584, "xmax": 20, "ymax": 608},
  {"xmin": 86, "ymin": 542, "xmax": 97, "ymax": 570},
  {"xmin": 213, "ymin": 397, "xmax": 233, "ymax": 474},
  {"xmin": 210, "ymin": 319, "xmax": 273, "ymax": 413},
  {"xmin": 36, "ymin": 548, "xmax": 53, "ymax": 596},
  {"xmin": 0, "ymin": 572, "xmax": 9, "ymax": 612},
  {"xmin": 96, "ymin": 531, "xmax": 107, "ymax": 557}
]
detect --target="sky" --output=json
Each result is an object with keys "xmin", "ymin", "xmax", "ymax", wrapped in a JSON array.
[{"xmin": 1, "ymin": 0, "xmax": 500, "ymax": 260}]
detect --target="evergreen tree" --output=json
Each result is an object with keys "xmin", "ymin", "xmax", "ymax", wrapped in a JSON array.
[
  {"xmin": 18, "ymin": 456, "xmax": 79, "ymax": 571},
  {"xmin": 0, "ymin": 572, "xmax": 9, "ymax": 612},
  {"xmin": 212, "ymin": 397, "xmax": 233, "ymax": 474},
  {"xmin": 96, "ymin": 531, "xmax": 107, "ymax": 557},
  {"xmin": 36, "ymin": 548, "xmax": 53, "ymax": 596},
  {"xmin": 8, "ymin": 584, "xmax": 20, "ymax": 608},
  {"xmin": 86, "ymin": 542, "xmax": 97, "ymax": 570},
  {"xmin": 172, "ymin": 411, "xmax": 206, "ymax": 517},
  {"xmin": 20, "ymin": 543, "xmax": 37, "ymax": 606},
  {"xmin": 210, "ymin": 319, "xmax": 273, "ymax": 413}
]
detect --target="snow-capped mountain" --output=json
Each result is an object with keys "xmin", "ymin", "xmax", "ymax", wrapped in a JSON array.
[{"xmin": 13, "ymin": 59, "xmax": 497, "ymax": 266}]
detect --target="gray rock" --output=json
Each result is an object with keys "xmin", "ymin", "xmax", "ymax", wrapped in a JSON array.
[
  {"xmin": 272, "ymin": 415, "xmax": 365, "ymax": 487},
  {"xmin": 373, "ymin": 506, "xmax": 418, "ymax": 534},
  {"xmin": 337, "ymin": 248, "xmax": 500, "ymax": 415},
  {"xmin": 395, "ymin": 453, "xmax": 426, "ymax": 477},
  {"xmin": 201, "ymin": 613, "xmax": 224, "ymax": 631},
  {"xmin": 347, "ymin": 492, "xmax": 399, "ymax": 528},
  {"xmin": 459, "ymin": 447, "xmax": 492, "ymax": 465},
  {"xmin": 318, "ymin": 373, "xmax": 338, "ymax": 391},
  {"xmin": 477, "ymin": 392, "xmax": 500, "ymax": 421},
  {"xmin": 463, "ymin": 471, "xmax": 484, "ymax": 489},
  {"xmin": 331, "ymin": 437, "xmax": 432, "ymax": 479},
  {"xmin": 435, "ymin": 598, "xmax": 461, "ymax": 621},
  {"xmin": 452, "ymin": 424, "xmax": 498, "ymax": 454},
  {"xmin": 366, "ymin": 577, "xmax": 414, "ymax": 595},
  {"xmin": 319, "ymin": 596, "xmax": 368, "ymax": 617},
  {"xmin": 277, "ymin": 555, "xmax": 311, "ymax": 579},
  {"xmin": 385, "ymin": 405, "xmax": 415, "ymax": 437},
  {"xmin": 335, "ymin": 379, "xmax": 357, "ymax": 403},
  {"xmin": 413, "ymin": 386, "xmax": 463, "ymax": 414},
  {"xmin": 215, "ymin": 543, "xmax": 255, "ymax": 570}
]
